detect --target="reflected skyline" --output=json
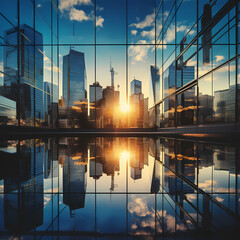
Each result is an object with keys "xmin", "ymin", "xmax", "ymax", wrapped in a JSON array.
[{"xmin": 0, "ymin": 136, "xmax": 239, "ymax": 239}]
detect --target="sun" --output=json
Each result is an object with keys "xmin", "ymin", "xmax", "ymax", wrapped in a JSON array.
[
  {"xmin": 120, "ymin": 103, "xmax": 130, "ymax": 113},
  {"xmin": 120, "ymin": 151, "xmax": 130, "ymax": 162}
]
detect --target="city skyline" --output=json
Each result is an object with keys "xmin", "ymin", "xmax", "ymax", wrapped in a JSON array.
[
  {"xmin": 0, "ymin": 1, "xmax": 239, "ymax": 239},
  {"xmin": 0, "ymin": 0, "xmax": 239, "ymax": 132}
]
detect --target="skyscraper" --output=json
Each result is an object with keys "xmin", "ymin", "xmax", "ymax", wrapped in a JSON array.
[
  {"xmin": 63, "ymin": 157, "xmax": 87, "ymax": 211},
  {"xmin": 131, "ymin": 79, "xmax": 142, "ymax": 95},
  {"xmin": 89, "ymin": 82, "xmax": 103, "ymax": 121},
  {"xmin": 4, "ymin": 24, "xmax": 43, "ymax": 126},
  {"xmin": 129, "ymin": 79, "xmax": 148, "ymax": 128},
  {"xmin": 63, "ymin": 49, "xmax": 87, "ymax": 108}
]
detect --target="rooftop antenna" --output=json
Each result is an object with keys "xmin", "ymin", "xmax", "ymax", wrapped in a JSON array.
[{"xmin": 110, "ymin": 59, "xmax": 118, "ymax": 89}]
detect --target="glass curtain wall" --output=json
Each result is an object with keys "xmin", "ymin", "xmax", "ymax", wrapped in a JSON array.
[
  {"xmin": 154, "ymin": 0, "xmax": 240, "ymax": 128},
  {"xmin": 0, "ymin": 0, "xmax": 239, "ymax": 129}
]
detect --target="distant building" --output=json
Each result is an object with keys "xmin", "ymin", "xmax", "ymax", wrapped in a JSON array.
[
  {"xmin": 214, "ymin": 85, "xmax": 235, "ymax": 122},
  {"xmin": 90, "ymin": 160, "xmax": 103, "ymax": 179},
  {"xmin": 129, "ymin": 79, "xmax": 148, "ymax": 128},
  {"xmin": 89, "ymin": 82, "xmax": 103, "ymax": 122},
  {"xmin": 96, "ymin": 86, "xmax": 120, "ymax": 128},
  {"xmin": 131, "ymin": 79, "xmax": 142, "ymax": 95},
  {"xmin": 129, "ymin": 138, "xmax": 147, "ymax": 180}
]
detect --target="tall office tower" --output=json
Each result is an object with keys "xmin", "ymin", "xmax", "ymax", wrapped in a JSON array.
[
  {"xmin": 201, "ymin": 4, "xmax": 212, "ymax": 65},
  {"xmin": 63, "ymin": 49, "xmax": 87, "ymax": 108},
  {"xmin": 89, "ymin": 82, "xmax": 103, "ymax": 121},
  {"xmin": 129, "ymin": 79, "xmax": 148, "ymax": 128},
  {"xmin": 4, "ymin": 24, "xmax": 43, "ymax": 126},
  {"xmin": 4, "ymin": 140, "xmax": 44, "ymax": 232},
  {"xmin": 131, "ymin": 79, "xmax": 142, "ymax": 95},
  {"xmin": 63, "ymin": 157, "xmax": 87, "ymax": 211},
  {"xmin": 129, "ymin": 138, "xmax": 145, "ymax": 180},
  {"xmin": 149, "ymin": 65, "xmax": 159, "ymax": 107}
]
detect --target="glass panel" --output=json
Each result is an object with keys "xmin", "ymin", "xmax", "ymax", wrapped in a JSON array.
[
  {"xmin": 163, "ymin": 94, "xmax": 175, "ymax": 127},
  {"xmin": 128, "ymin": 0, "xmax": 155, "ymax": 44},
  {"xmin": 213, "ymin": 61, "xmax": 236, "ymax": 123},
  {"xmin": 177, "ymin": 86, "xmax": 197, "ymax": 126},
  {"xmin": 96, "ymin": 46, "xmax": 125, "ymax": 128},
  {"xmin": 58, "ymin": 0, "xmax": 94, "ymax": 44},
  {"xmin": 198, "ymin": 74, "xmax": 213, "ymax": 124},
  {"xmin": 96, "ymin": 0, "xmax": 126, "ymax": 44}
]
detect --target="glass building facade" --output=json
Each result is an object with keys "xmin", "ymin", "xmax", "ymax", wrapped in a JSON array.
[
  {"xmin": 152, "ymin": 0, "xmax": 240, "ymax": 132},
  {"xmin": 0, "ymin": 0, "xmax": 239, "ymax": 132},
  {"xmin": 131, "ymin": 79, "xmax": 142, "ymax": 95},
  {"xmin": 63, "ymin": 49, "xmax": 87, "ymax": 108}
]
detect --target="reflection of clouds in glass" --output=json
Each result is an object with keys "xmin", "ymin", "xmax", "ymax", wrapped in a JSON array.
[
  {"xmin": 129, "ymin": 41, "xmax": 153, "ymax": 63},
  {"xmin": 199, "ymin": 180, "xmax": 216, "ymax": 191},
  {"xmin": 69, "ymin": 8, "xmax": 90, "ymax": 22},
  {"xmin": 96, "ymin": 16, "xmax": 104, "ymax": 28},
  {"xmin": 215, "ymin": 196, "xmax": 224, "ymax": 203},
  {"xmin": 131, "ymin": 30, "xmax": 137, "ymax": 36},
  {"xmin": 59, "ymin": 0, "xmax": 104, "ymax": 28},
  {"xmin": 186, "ymin": 194, "xmax": 197, "ymax": 202},
  {"xmin": 128, "ymin": 195, "xmax": 155, "ymax": 236},
  {"xmin": 128, "ymin": 195, "xmax": 190, "ymax": 235},
  {"xmin": 59, "ymin": 0, "xmax": 93, "ymax": 12},
  {"xmin": 130, "ymin": 12, "xmax": 155, "ymax": 29},
  {"xmin": 199, "ymin": 179, "xmax": 235, "ymax": 193},
  {"xmin": 215, "ymin": 55, "xmax": 225, "ymax": 62},
  {"xmin": 128, "ymin": 196, "xmax": 151, "ymax": 217}
]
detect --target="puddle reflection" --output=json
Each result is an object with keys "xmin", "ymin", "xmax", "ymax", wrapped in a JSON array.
[{"xmin": 0, "ymin": 137, "xmax": 239, "ymax": 239}]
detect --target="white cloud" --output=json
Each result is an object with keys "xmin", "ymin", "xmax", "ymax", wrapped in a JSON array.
[
  {"xmin": 141, "ymin": 28, "xmax": 155, "ymax": 39},
  {"xmin": 60, "ymin": 2, "xmax": 104, "ymax": 28},
  {"xmin": 59, "ymin": 0, "xmax": 92, "ymax": 12},
  {"xmin": 128, "ymin": 197, "xmax": 151, "ymax": 217},
  {"xmin": 215, "ymin": 196, "xmax": 224, "ymax": 203},
  {"xmin": 69, "ymin": 7, "xmax": 89, "ymax": 22},
  {"xmin": 96, "ymin": 16, "xmax": 104, "ymax": 27},
  {"xmin": 130, "ymin": 12, "xmax": 155, "ymax": 29},
  {"xmin": 215, "ymin": 55, "xmax": 225, "ymax": 62},
  {"xmin": 131, "ymin": 30, "xmax": 137, "ymax": 36},
  {"xmin": 163, "ymin": 26, "xmax": 175, "ymax": 43},
  {"xmin": 129, "ymin": 40, "xmax": 152, "ymax": 63},
  {"xmin": 96, "ymin": 6, "xmax": 104, "ymax": 11}
]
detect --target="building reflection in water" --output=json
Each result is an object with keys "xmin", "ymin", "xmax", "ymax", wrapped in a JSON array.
[{"xmin": 0, "ymin": 137, "xmax": 239, "ymax": 239}]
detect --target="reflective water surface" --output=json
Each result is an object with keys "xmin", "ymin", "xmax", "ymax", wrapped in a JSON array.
[{"xmin": 0, "ymin": 137, "xmax": 239, "ymax": 239}]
